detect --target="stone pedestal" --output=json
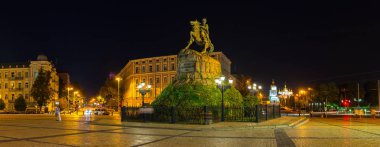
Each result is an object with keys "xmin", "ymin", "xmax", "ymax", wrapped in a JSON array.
[{"xmin": 176, "ymin": 49, "xmax": 221, "ymax": 85}]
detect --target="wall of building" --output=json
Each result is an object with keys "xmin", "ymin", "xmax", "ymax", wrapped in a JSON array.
[{"xmin": 0, "ymin": 55, "xmax": 59, "ymax": 111}]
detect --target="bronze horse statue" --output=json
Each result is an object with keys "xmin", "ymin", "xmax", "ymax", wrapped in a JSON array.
[{"xmin": 185, "ymin": 18, "xmax": 214, "ymax": 54}]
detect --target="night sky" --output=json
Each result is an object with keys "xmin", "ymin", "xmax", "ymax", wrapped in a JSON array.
[{"xmin": 0, "ymin": 1, "xmax": 378, "ymax": 96}]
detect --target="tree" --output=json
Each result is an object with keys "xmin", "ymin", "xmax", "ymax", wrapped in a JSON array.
[
  {"xmin": 244, "ymin": 93, "xmax": 259, "ymax": 107},
  {"xmin": 99, "ymin": 78, "xmax": 118, "ymax": 108},
  {"xmin": 152, "ymin": 82, "xmax": 222, "ymax": 107},
  {"xmin": 233, "ymin": 74, "xmax": 252, "ymax": 97},
  {"xmin": 0, "ymin": 99, "xmax": 5, "ymax": 110},
  {"xmin": 58, "ymin": 98, "xmax": 68, "ymax": 110},
  {"xmin": 14, "ymin": 95, "xmax": 27, "ymax": 111},
  {"xmin": 31, "ymin": 69, "xmax": 54, "ymax": 112},
  {"xmin": 223, "ymin": 87, "xmax": 243, "ymax": 107},
  {"xmin": 316, "ymin": 82, "xmax": 339, "ymax": 106}
]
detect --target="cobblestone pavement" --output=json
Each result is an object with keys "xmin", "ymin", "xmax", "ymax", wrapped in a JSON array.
[{"xmin": 0, "ymin": 114, "xmax": 380, "ymax": 146}]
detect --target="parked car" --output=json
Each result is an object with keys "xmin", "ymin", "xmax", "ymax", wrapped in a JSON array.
[
  {"xmin": 25, "ymin": 107, "xmax": 40, "ymax": 114},
  {"xmin": 94, "ymin": 108, "xmax": 110, "ymax": 115}
]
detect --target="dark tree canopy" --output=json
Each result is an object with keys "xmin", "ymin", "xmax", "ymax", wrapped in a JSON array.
[
  {"xmin": 14, "ymin": 95, "xmax": 27, "ymax": 111},
  {"xmin": 31, "ymin": 69, "xmax": 53, "ymax": 111},
  {"xmin": 0, "ymin": 99, "xmax": 5, "ymax": 110}
]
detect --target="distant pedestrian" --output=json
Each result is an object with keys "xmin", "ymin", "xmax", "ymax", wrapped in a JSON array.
[{"xmin": 55, "ymin": 106, "xmax": 61, "ymax": 121}]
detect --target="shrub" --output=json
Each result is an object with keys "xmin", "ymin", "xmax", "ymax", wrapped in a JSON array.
[
  {"xmin": 14, "ymin": 95, "xmax": 27, "ymax": 111},
  {"xmin": 0, "ymin": 99, "xmax": 5, "ymax": 110}
]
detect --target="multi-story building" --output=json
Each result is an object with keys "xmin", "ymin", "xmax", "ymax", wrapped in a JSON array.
[
  {"xmin": 0, "ymin": 55, "xmax": 59, "ymax": 111},
  {"xmin": 117, "ymin": 52, "xmax": 232, "ymax": 106}
]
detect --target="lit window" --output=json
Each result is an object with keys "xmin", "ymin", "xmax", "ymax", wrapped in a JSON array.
[
  {"xmin": 135, "ymin": 67, "xmax": 139, "ymax": 73},
  {"xmin": 156, "ymin": 77, "xmax": 160, "ymax": 83},
  {"xmin": 171, "ymin": 63, "xmax": 175, "ymax": 71},
  {"xmin": 156, "ymin": 65, "xmax": 160, "ymax": 72}
]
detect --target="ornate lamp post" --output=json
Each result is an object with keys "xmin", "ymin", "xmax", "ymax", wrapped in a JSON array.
[
  {"xmin": 137, "ymin": 82, "xmax": 152, "ymax": 107},
  {"xmin": 248, "ymin": 83, "xmax": 263, "ymax": 96},
  {"xmin": 116, "ymin": 77, "xmax": 122, "ymax": 111},
  {"xmin": 215, "ymin": 76, "xmax": 233, "ymax": 122}
]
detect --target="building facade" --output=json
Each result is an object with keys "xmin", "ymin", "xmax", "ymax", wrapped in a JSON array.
[
  {"xmin": 117, "ymin": 52, "xmax": 232, "ymax": 107},
  {"xmin": 0, "ymin": 55, "xmax": 59, "ymax": 111}
]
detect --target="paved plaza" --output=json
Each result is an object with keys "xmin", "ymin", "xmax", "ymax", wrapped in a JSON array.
[{"xmin": 0, "ymin": 115, "xmax": 380, "ymax": 146}]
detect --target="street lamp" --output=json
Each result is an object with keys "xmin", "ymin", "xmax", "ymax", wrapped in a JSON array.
[
  {"xmin": 67, "ymin": 87, "xmax": 73, "ymax": 110},
  {"xmin": 116, "ymin": 77, "xmax": 122, "ymax": 111},
  {"xmin": 248, "ymin": 83, "xmax": 262, "ymax": 96},
  {"xmin": 137, "ymin": 82, "xmax": 152, "ymax": 107},
  {"xmin": 215, "ymin": 76, "xmax": 233, "ymax": 122}
]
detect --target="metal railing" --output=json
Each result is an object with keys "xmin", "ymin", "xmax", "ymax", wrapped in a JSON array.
[{"xmin": 121, "ymin": 105, "xmax": 281, "ymax": 124}]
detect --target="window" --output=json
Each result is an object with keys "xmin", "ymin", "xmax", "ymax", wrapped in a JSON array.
[
  {"xmin": 163, "ymin": 58, "xmax": 167, "ymax": 62},
  {"xmin": 5, "ymin": 83, "xmax": 8, "ymax": 89},
  {"xmin": 135, "ymin": 67, "xmax": 139, "ymax": 73},
  {"xmin": 142, "ymin": 61, "xmax": 145, "ymax": 64},
  {"xmin": 156, "ymin": 77, "xmax": 160, "ymax": 83},
  {"xmin": 5, "ymin": 72, "xmax": 8, "ymax": 78},
  {"xmin": 11, "ymin": 72, "xmax": 15, "ymax": 78},
  {"xmin": 149, "ymin": 60, "xmax": 152, "ymax": 63},
  {"xmin": 163, "ymin": 77, "xmax": 167, "ymax": 83},
  {"xmin": 5, "ymin": 94, "xmax": 8, "ymax": 99},
  {"xmin": 18, "ymin": 83, "xmax": 21, "ymax": 89},
  {"xmin": 156, "ymin": 65, "xmax": 160, "ymax": 72},
  {"xmin": 11, "ymin": 83, "xmax": 14, "ymax": 89},
  {"xmin": 25, "ymin": 72, "xmax": 29, "ymax": 78},
  {"xmin": 0, "ymin": 83, "xmax": 1, "ymax": 89},
  {"xmin": 12, "ymin": 94, "xmax": 14, "ymax": 101},
  {"xmin": 149, "ymin": 66, "xmax": 153, "ymax": 72},
  {"xmin": 135, "ymin": 62, "xmax": 139, "ymax": 65},
  {"xmin": 34, "ymin": 71, "xmax": 38, "ymax": 78},
  {"xmin": 142, "ymin": 79, "xmax": 146, "ymax": 83},
  {"xmin": 25, "ymin": 83, "xmax": 29, "ymax": 88},
  {"xmin": 142, "ymin": 66, "xmax": 145, "ymax": 73},
  {"xmin": 171, "ymin": 58, "xmax": 175, "ymax": 61},
  {"xmin": 171, "ymin": 63, "xmax": 175, "ymax": 71},
  {"xmin": 163, "ymin": 64, "xmax": 167, "ymax": 71},
  {"xmin": 18, "ymin": 72, "xmax": 21, "ymax": 77},
  {"xmin": 149, "ymin": 78, "xmax": 153, "ymax": 85}
]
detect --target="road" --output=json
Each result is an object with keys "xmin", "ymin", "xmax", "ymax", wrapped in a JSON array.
[{"xmin": 0, "ymin": 114, "xmax": 380, "ymax": 146}]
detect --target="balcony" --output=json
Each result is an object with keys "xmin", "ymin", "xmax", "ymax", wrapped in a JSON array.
[
  {"xmin": 8, "ymin": 77, "xmax": 23, "ymax": 81},
  {"xmin": 8, "ymin": 88, "xmax": 23, "ymax": 92}
]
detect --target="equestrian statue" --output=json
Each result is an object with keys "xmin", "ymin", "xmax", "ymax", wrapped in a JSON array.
[{"xmin": 185, "ymin": 18, "xmax": 214, "ymax": 54}]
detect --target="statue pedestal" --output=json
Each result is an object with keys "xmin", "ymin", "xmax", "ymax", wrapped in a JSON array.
[{"xmin": 176, "ymin": 49, "xmax": 221, "ymax": 85}]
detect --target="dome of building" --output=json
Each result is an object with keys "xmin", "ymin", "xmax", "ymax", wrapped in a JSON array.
[{"xmin": 37, "ymin": 54, "xmax": 48, "ymax": 61}]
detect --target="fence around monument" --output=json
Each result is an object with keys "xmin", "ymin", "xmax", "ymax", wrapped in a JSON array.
[{"xmin": 122, "ymin": 105, "xmax": 281, "ymax": 124}]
